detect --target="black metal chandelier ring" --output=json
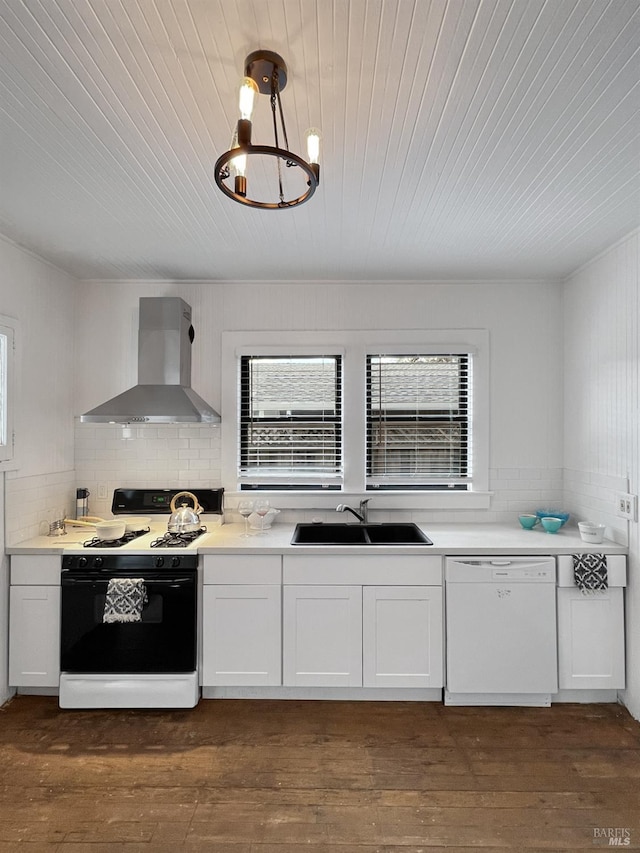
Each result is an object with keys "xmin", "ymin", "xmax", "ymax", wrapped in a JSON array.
[{"xmin": 214, "ymin": 144, "xmax": 318, "ymax": 210}]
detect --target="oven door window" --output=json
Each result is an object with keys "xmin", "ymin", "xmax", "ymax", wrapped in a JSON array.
[{"xmin": 61, "ymin": 572, "xmax": 196, "ymax": 673}]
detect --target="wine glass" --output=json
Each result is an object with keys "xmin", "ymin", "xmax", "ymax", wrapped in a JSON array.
[
  {"xmin": 237, "ymin": 499, "xmax": 254, "ymax": 537},
  {"xmin": 254, "ymin": 498, "xmax": 270, "ymax": 535}
]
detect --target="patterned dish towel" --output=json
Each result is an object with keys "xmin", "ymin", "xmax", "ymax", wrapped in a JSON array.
[
  {"xmin": 572, "ymin": 553, "xmax": 608, "ymax": 592},
  {"xmin": 103, "ymin": 577, "xmax": 148, "ymax": 623}
]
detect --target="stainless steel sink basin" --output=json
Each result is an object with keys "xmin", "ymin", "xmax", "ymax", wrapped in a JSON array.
[{"xmin": 291, "ymin": 522, "xmax": 432, "ymax": 546}]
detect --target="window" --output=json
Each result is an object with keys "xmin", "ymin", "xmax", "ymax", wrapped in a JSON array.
[
  {"xmin": 0, "ymin": 316, "xmax": 16, "ymax": 467},
  {"xmin": 222, "ymin": 330, "xmax": 488, "ymax": 508},
  {"xmin": 239, "ymin": 355, "xmax": 342, "ymax": 489},
  {"xmin": 366, "ymin": 354, "xmax": 471, "ymax": 490}
]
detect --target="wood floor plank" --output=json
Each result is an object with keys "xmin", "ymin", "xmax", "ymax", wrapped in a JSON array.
[{"xmin": 0, "ymin": 695, "xmax": 639, "ymax": 850}]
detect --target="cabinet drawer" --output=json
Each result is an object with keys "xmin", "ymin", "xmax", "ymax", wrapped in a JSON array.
[
  {"xmin": 283, "ymin": 554, "xmax": 442, "ymax": 585},
  {"xmin": 11, "ymin": 555, "xmax": 61, "ymax": 585},
  {"xmin": 556, "ymin": 554, "xmax": 626, "ymax": 587},
  {"xmin": 202, "ymin": 554, "xmax": 281, "ymax": 584}
]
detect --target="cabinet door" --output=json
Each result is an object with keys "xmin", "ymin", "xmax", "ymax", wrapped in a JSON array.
[
  {"xmin": 557, "ymin": 588, "xmax": 625, "ymax": 690},
  {"xmin": 9, "ymin": 586, "xmax": 61, "ymax": 687},
  {"xmin": 202, "ymin": 585, "xmax": 281, "ymax": 686},
  {"xmin": 363, "ymin": 586, "xmax": 443, "ymax": 688},
  {"xmin": 283, "ymin": 585, "xmax": 362, "ymax": 687}
]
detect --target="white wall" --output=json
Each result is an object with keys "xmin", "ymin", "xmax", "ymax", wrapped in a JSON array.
[
  {"xmin": 563, "ymin": 230, "xmax": 640, "ymax": 719},
  {"xmin": 74, "ymin": 279, "xmax": 564, "ymax": 521},
  {"xmin": 0, "ymin": 235, "xmax": 78, "ymax": 703},
  {"xmin": 5, "ymin": 238, "xmax": 637, "ymax": 715}
]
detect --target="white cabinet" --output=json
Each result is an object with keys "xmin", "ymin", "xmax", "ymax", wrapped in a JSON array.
[
  {"xmin": 283, "ymin": 554, "xmax": 443, "ymax": 690},
  {"xmin": 9, "ymin": 555, "xmax": 61, "ymax": 688},
  {"xmin": 556, "ymin": 554, "xmax": 626, "ymax": 691},
  {"xmin": 363, "ymin": 585, "xmax": 443, "ymax": 688},
  {"xmin": 202, "ymin": 555, "xmax": 282, "ymax": 686},
  {"xmin": 283, "ymin": 585, "xmax": 362, "ymax": 686}
]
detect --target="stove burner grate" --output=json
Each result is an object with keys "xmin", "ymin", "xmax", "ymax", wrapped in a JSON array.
[
  {"xmin": 150, "ymin": 528, "xmax": 207, "ymax": 548},
  {"xmin": 83, "ymin": 528, "xmax": 150, "ymax": 548}
]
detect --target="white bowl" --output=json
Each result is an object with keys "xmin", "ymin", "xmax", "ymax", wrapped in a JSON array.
[
  {"xmin": 578, "ymin": 521, "xmax": 606, "ymax": 544},
  {"xmin": 95, "ymin": 520, "xmax": 126, "ymax": 541}
]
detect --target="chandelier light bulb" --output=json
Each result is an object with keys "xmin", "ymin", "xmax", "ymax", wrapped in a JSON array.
[
  {"xmin": 238, "ymin": 76, "xmax": 258, "ymax": 120},
  {"xmin": 231, "ymin": 152, "xmax": 247, "ymax": 178},
  {"xmin": 305, "ymin": 128, "xmax": 321, "ymax": 164}
]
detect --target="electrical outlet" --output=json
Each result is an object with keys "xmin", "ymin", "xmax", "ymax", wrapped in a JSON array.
[
  {"xmin": 616, "ymin": 492, "xmax": 637, "ymax": 521},
  {"xmin": 96, "ymin": 483, "xmax": 108, "ymax": 500}
]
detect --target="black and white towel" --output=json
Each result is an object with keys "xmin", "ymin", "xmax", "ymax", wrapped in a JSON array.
[
  {"xmin": 103, "ymin": 578, "xmax": 148, "ymax": 623},
  {"xmin": 572, "ymin": 553, "xmax": 608, "ymax": 592}
]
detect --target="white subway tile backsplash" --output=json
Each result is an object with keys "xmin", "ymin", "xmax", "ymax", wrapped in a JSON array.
[
  {"xmin": 8, "ymin": 422, "xmax": 601, "ymax": 545},
  {"xmin": 71, "ymin": 421, "xmax": 223, "ymax": 523},
  {"xmin": 5, "ymin": 469, "xmax": 76, "ymax": 544}
]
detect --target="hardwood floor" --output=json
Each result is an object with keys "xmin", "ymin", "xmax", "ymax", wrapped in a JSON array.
[{"xmin": 0, "ymin": 696, "xmax": 639, "ymax": 851}]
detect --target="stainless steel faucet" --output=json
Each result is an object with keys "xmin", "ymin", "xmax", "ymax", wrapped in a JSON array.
[{"xmin": 336, "ymin": 499, "xmax": 370, "ymax": 523}]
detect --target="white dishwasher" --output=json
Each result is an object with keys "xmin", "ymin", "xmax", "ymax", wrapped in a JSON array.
[{"xmin": 445, "ymin": 556, "xmax": 557, "ymax": 707}]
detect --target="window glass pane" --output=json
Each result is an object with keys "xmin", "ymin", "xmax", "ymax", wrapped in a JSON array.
[
  {"xmin": 366, "ymin": 354, "xmax": 471, "ymax": 489},
  {"xmin": 0, "ymin": 319, "xmax": 15, "ymax": 466},
  {"xmin": 0, "ymin": 333, "xmax": 6, "ymax": 448},
  {"xmin": 239, "ymin": 355, "xmax": 342, "ymax": 488}
]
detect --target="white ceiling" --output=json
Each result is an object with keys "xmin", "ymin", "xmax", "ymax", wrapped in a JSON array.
[{"xmin": 1, "ymin": 0, "xmax": 638, "ymax": 282}]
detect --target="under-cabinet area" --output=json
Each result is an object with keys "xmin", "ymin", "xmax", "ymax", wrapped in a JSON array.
[
  {"xmin": 9, "ymin": 555, "xmax": 61, "ymax": 688},
  {"xmin": 201, "ymin": 555, "xmax": 282, "ymax": 687},
  {"xmin": 201, "ymin": 553, "xmax": 443, "ymax": 697},
  {"xmin": 281, "ymin": 555, "xmax": 443, "ymax": 690},
  {"xmin": 8, "ymin": 544, "xmax": 628, "ymax": 707},
  {"xmin": 556, "ymin": 554, "xmax": 627, "ymax": 692}
]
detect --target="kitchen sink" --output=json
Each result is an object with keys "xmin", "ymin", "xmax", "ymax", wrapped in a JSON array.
[
  {"xmin": 364, "ymin": 523, "xmax": 433, "ymax": 544},
  {"xmin": 291, "ymin": 522, "xmax": 433, "ymax": 546}
]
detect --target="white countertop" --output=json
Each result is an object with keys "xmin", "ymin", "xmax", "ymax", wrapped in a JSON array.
[{"xmin": 7, "ymin": 522, "xmax": 627, "ymax": 556}]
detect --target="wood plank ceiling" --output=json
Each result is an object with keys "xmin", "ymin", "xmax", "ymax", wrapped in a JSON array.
[{"xmin": 0, "ymin": 0, "xmax": 638, "ymax": 281}]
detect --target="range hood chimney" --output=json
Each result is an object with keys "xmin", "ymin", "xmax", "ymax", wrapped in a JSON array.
[{"xmin": 81, "ymin": 297, "xmax": 221, "ymax": 424}]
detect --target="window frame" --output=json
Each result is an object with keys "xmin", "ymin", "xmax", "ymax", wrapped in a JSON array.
[
  {"xmin": 365, "ymin": 352, "xmax": 472, "ymax": 490},
  {"xmin": 0, "ymin": 314, "xmax": 18, "ymax": 469},
  {"xmin": 238, "ymin": 353, "xmax": 343, "ymax": 490},
  {"xmin": 221, "ymin": 330, "xmax": 489, "ymax": 510}
]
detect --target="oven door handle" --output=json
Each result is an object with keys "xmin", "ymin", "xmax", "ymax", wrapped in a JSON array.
[{"xmin": 62, "ymin": 574, "xmax": 195, "ymax": 585}]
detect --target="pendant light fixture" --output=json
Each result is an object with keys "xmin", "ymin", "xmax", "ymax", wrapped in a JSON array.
[{"xmin": 214, "ymin": 50, "xmax": 320, "ymax": 209}]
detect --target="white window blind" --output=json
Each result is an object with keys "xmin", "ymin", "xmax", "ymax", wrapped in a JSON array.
[
  {"xmin": 239, "ymin": 355, "xmax": 342, "ymax": 489},
  {"xmin": 366, "ymin": 354, "xmax": 471, "ymax": 489}
]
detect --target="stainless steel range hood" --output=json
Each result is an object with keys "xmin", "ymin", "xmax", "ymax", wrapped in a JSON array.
[{"xmin": 81, "ymin": 297, "xmax": 221, "ymax": 424}]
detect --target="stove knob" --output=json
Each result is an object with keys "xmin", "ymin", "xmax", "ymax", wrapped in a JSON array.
[
  {"xmin": 171, "ymin": 556, "xmax": 181, "ymax": 568},
  {"xmin": 93, "ymin": 556, "xmax": 104, "ymax": 568},
  {"xmin": 78, "ymin": 557, "xmax": 88, "ymax": 568},
  {"xmin": 154, "ymin": 556, "xmax": 165, "ymax": 568}
]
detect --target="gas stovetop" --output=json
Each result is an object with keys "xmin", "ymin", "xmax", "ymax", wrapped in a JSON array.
[
  {"xmin": 150, "ymin": 528, "xmax": 207, "ymax": 548},
  {"xmin": 62, "ymin": 525, "xmax": 210, "ymax": 556},
  {"xmin": 63, "ymin": 487, "xmax": 224, "ymax": 555},
  {"xmin": 80, "ymin": 527, "xmax": 208, "ymax": 550},
  {"xmin": 83, "ymin": 529, "xmax": 150, "ymax": 548}
]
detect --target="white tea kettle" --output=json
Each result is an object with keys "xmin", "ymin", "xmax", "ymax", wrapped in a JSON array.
[{"xmin": 168, "ymin": 491, "xmax": 203, "ymax": 533}]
